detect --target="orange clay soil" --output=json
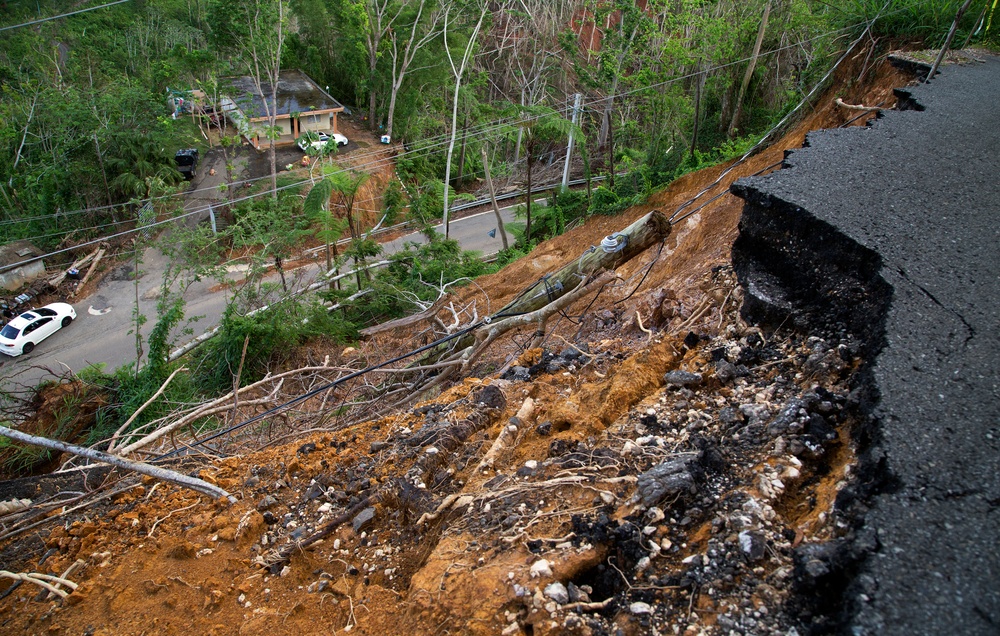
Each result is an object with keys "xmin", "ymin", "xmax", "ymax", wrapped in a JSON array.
[{"xmin": 0, "ymin": 52, "xmax": 914, "ymax": 636}]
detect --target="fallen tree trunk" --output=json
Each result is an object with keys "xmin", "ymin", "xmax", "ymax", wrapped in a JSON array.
[
  {"xmin": 0, "ymin": 425, "xmax": 236, "ymax": 503},
  {"xmin": 492, "ymin": 210, "xmax": 670, "ymax": 318}
]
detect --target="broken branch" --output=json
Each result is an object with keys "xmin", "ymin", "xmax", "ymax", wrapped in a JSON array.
[{"xmin": 0, "ymin": 425, "xmax": 236, "ymax": 503}]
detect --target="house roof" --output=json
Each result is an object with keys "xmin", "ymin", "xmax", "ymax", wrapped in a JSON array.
[
  {"xmin": 224, "ymin": 69, "xmax": 344, "ymax": 121},
  {"xmin": 0, "ymin": 240, "xmax": 42, "ymax": 268}
]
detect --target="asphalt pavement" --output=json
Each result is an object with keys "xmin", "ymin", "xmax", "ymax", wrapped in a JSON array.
[
  {"xmin": 732, "ymin": 56, "xmax": 999, "ymax": 635},
  {"xmin": 0, "ymin": 183, "xmax": 529, "ymax": 390}
]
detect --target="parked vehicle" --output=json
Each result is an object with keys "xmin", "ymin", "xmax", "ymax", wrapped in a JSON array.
[
  {"xmin": 175, "ymin": 148, "xmax": 199, "ymax": 179},
  {"xmin": 296, "ymin": 131, "xmax": 348, "ymax": 152},
  {"xmin": 0, "ymin": 303, "xmax": 76, "ymax": 356}
]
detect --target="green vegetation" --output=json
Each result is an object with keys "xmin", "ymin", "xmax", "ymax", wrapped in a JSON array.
[{"xmin": 1, "ymin": 0, "xmax": 987, "ymax": 451}]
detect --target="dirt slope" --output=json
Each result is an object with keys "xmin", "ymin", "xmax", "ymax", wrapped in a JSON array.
[{"xmin": 0, "ymin": 52, "xmax": 915, "ymax": 636}]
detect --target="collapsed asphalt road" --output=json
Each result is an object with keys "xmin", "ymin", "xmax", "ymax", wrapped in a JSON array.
[{"xmin": 731, "ymin": 55, "xmax": 999, "ymax": 634}]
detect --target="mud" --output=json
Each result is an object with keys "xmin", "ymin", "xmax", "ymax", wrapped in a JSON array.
[{"xmin": 0, "ymin": 51, "xmax": 942, "ymax": 636}]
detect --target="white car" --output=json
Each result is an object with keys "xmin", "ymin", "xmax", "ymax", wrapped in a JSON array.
[
  {"xmin": 0, "ymin": 302, "xmax": 76, "ymax": 356},
  {"xmin": 296, "ymin": 131, "xmax": 349, "ymax": 152}
]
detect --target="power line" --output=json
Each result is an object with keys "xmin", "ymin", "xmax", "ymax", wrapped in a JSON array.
[
  {"xmin": 1, "ymin": 10, "xmax": 897, "ymax": 272},
  {"xmin": 85, "ymin": 6, "xmax": 902, "ymax": 459},
  {"xmin": 0, "ymin": 0, "xmax": 132, "ymax": 33}
]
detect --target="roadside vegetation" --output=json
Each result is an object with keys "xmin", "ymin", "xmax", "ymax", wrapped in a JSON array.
[{"xmin": 0, "ymin": 0, "xmax": 994, "ymax": 471}]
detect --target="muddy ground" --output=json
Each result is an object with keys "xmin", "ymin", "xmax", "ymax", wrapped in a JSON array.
[{"xmin": 0, "ymin": 51, "xmax": 920, "ymax": 635}]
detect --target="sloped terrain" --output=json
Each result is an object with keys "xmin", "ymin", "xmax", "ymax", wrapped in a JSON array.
[{"xmin": 0, "ymin": 54, "xmax": 924, "ymax": 635}]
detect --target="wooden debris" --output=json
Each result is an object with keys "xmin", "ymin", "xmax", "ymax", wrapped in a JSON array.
[
  {"xmin": 0, "ymin": 425, "xmax": 236, "ymax": 503},
  {"xmin": 48, "ymin": 248, "xmax": 99, "ymax": 288},
  {"xmin": 70, "ymin": 247, "xmax": 105, "ymax": 296}
]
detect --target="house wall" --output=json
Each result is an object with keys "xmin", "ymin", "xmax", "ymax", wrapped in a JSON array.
[
  {"xmin": 275, "ymin": 118, "xmax": 294, "ymax": 136},
  {"xmin": 299, "ymin": 112, "xmax": 330, "ymax": 134},
  {"xmin": 0, "ymin": 260, "xmax": 45, "ymax": 292}
]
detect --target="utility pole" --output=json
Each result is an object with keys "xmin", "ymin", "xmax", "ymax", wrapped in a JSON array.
[{"xmin": 562, "ymin": 93, "xmax": 582, "ymax": 189}]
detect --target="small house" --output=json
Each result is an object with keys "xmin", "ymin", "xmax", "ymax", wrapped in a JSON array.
[
  {"xmin": 222, "ymin": 69, "xmax": 345, "ymax": 149},
  {"xmin": 0, "ymin": 240, "xmax": 45, "ymax": 292}
]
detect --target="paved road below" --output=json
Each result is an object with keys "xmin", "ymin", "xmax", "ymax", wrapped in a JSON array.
[
  {"xmin": 0, "ymin": 192, "xmax": 528, "ymax": 390},
  {"xmin": 732, "ymin": 56, "xmax": 999, "ymax": 635}
]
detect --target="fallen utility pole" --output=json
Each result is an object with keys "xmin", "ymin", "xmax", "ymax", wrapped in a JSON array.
[
  {"xmin": 419, "ymin": 209, "xmax": 671, "ymax": 366},
  {"xmin": 490, "ymin": 209, "xmax": 669, "ymax": 318}
]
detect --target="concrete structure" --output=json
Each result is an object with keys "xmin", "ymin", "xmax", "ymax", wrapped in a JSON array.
[
  {"xmin": 0, "ymin": 240, "xmax": 44, "ymax": 292},
  {"xmin": 223, "ymin": 69, "xmax": 345, "ymax": 149}
]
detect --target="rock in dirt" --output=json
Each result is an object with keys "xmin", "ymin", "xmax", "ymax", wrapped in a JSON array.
[
  {"xmin": 637, "ymin": 455, "xmax": 698, "ymax": 505},
  {"xmin": 738, "ymin": 530, "xmax": 767, "ymax": 562},
  {"xmin": 663, "ymin": 370, "xmax": 703, "ymax": 388},
  {"xmin": 630, "ymin": 601, "xmax": 653, "ymax": 615},
  {"xmin": 256, "ymin": 495, "xmax": 279, "ymax": 511},
  {"xmin": 544, "ymin": 582, "xmax": 569, "ymax": 604},
  {"xmin": 529, "ymin": 559, "xmax": 553, "ymax": 578},
  {"xmin": 352, "ymin": 506, "xmax": 375, "ymax": 533},
  {"xmin": 475, "ymin": 384, "xmax": 506, "ymax": 409}
]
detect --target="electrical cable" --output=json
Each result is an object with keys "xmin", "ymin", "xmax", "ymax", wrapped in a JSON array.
[
  {"xmin": 0, "ymin": 0, "xmax": 131, "ymax": 33},
  {"xmin": 152, "ymin": 318, "xmax": 485, "ymax": 460}
]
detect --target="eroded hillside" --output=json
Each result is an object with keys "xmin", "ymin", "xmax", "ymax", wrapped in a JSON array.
[{"xmin": 0, "ymin": 54, "xmax": 915, "ymax": 636}]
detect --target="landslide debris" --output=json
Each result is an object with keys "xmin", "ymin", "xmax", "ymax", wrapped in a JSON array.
[{"xmin": 0, "ymin": 53, "xmax": 917, "ymax": 636}]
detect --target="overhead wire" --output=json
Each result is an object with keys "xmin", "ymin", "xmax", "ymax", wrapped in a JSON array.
[
  {"xmin": 0, "ymin": 97, "xmax": 575, "ymax": 252},
  {"xmin": 0, "ymin": 0, "xmax": 132, "ymax": 33},
  {"xmin": 18, "ymin": 4, "xmax": 896, "ymax": 458},
  {"xmin": 3, "ymin": 2, "xmax": 916, "ymax": 234},
  {"xmin": 1, "ymin": 10, "xmax": 891, "ymax": 253}
]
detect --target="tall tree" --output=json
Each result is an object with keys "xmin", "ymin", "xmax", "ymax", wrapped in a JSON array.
[
  {"xmin": 384, "ymin": 0, "xmax": 445, "ymax": 140},
  {"xmin": 210, "ymin": 0, "xmax": 287, "ymax": 196},
  {"xmin": 362, "ymin": 0, "xmax": 403, "ymax": 129},
  {"xmin": 441, "ymin": 0, "xmax": 489, "ymax": 238}
]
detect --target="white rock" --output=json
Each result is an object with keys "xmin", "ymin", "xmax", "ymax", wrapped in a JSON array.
[
  {"xmin": 646, "ymin": 507, "xmax": 665, "ymax": 523},
  {"xmin": 529, "ymin": 559, "xmax": 553, "ymax": 578},
  {"xmin": 642, "ymin": 525, "xmax": 657, "ymax": 536},
  {"xmin": 524, "ymin": 460, "xmax": 538, "ymax": 470},
  {"xmin": 501, "ymin": 623, "xmax": 520, "ymax": 636},
  {"xmin": 599, "ymin": 491, "xmax": 616, "ymax": 505},
  {"xmin": 630, "ymin": 601, "xmax": 653, "ymax": 615},
  {"xmin": 634, "ymin": 556, "xmax": 651, "ymax": 573},
  {"xmin": 544, "ymin": 582, "xmax": 569, "ymax": 604},
  {"xmin": 333, "ymin": 539, "xmax": 341, "ymax": 550},
  {"xmin": 318, "ymin": 503, "xmax": 333, "ymax": 513},
  {"xmin": 681, "ymin": 554, "xmax": 702, "ymax": 565},
  {"xmin": 621, "ymin": 441, "xmax": 639, "ymax": 456},
  {"xmin": 425, "ymin": 446, "xmax": 439, "ymax": 455}
]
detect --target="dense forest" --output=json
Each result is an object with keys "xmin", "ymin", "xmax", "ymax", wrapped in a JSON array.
[
  {"xmin": 1, "ymin": 0, "xmax": 991, "ymax": 250},
  {"xmin": 0, "ymin": 0, "xmax": 993, "ymax": 449}
]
